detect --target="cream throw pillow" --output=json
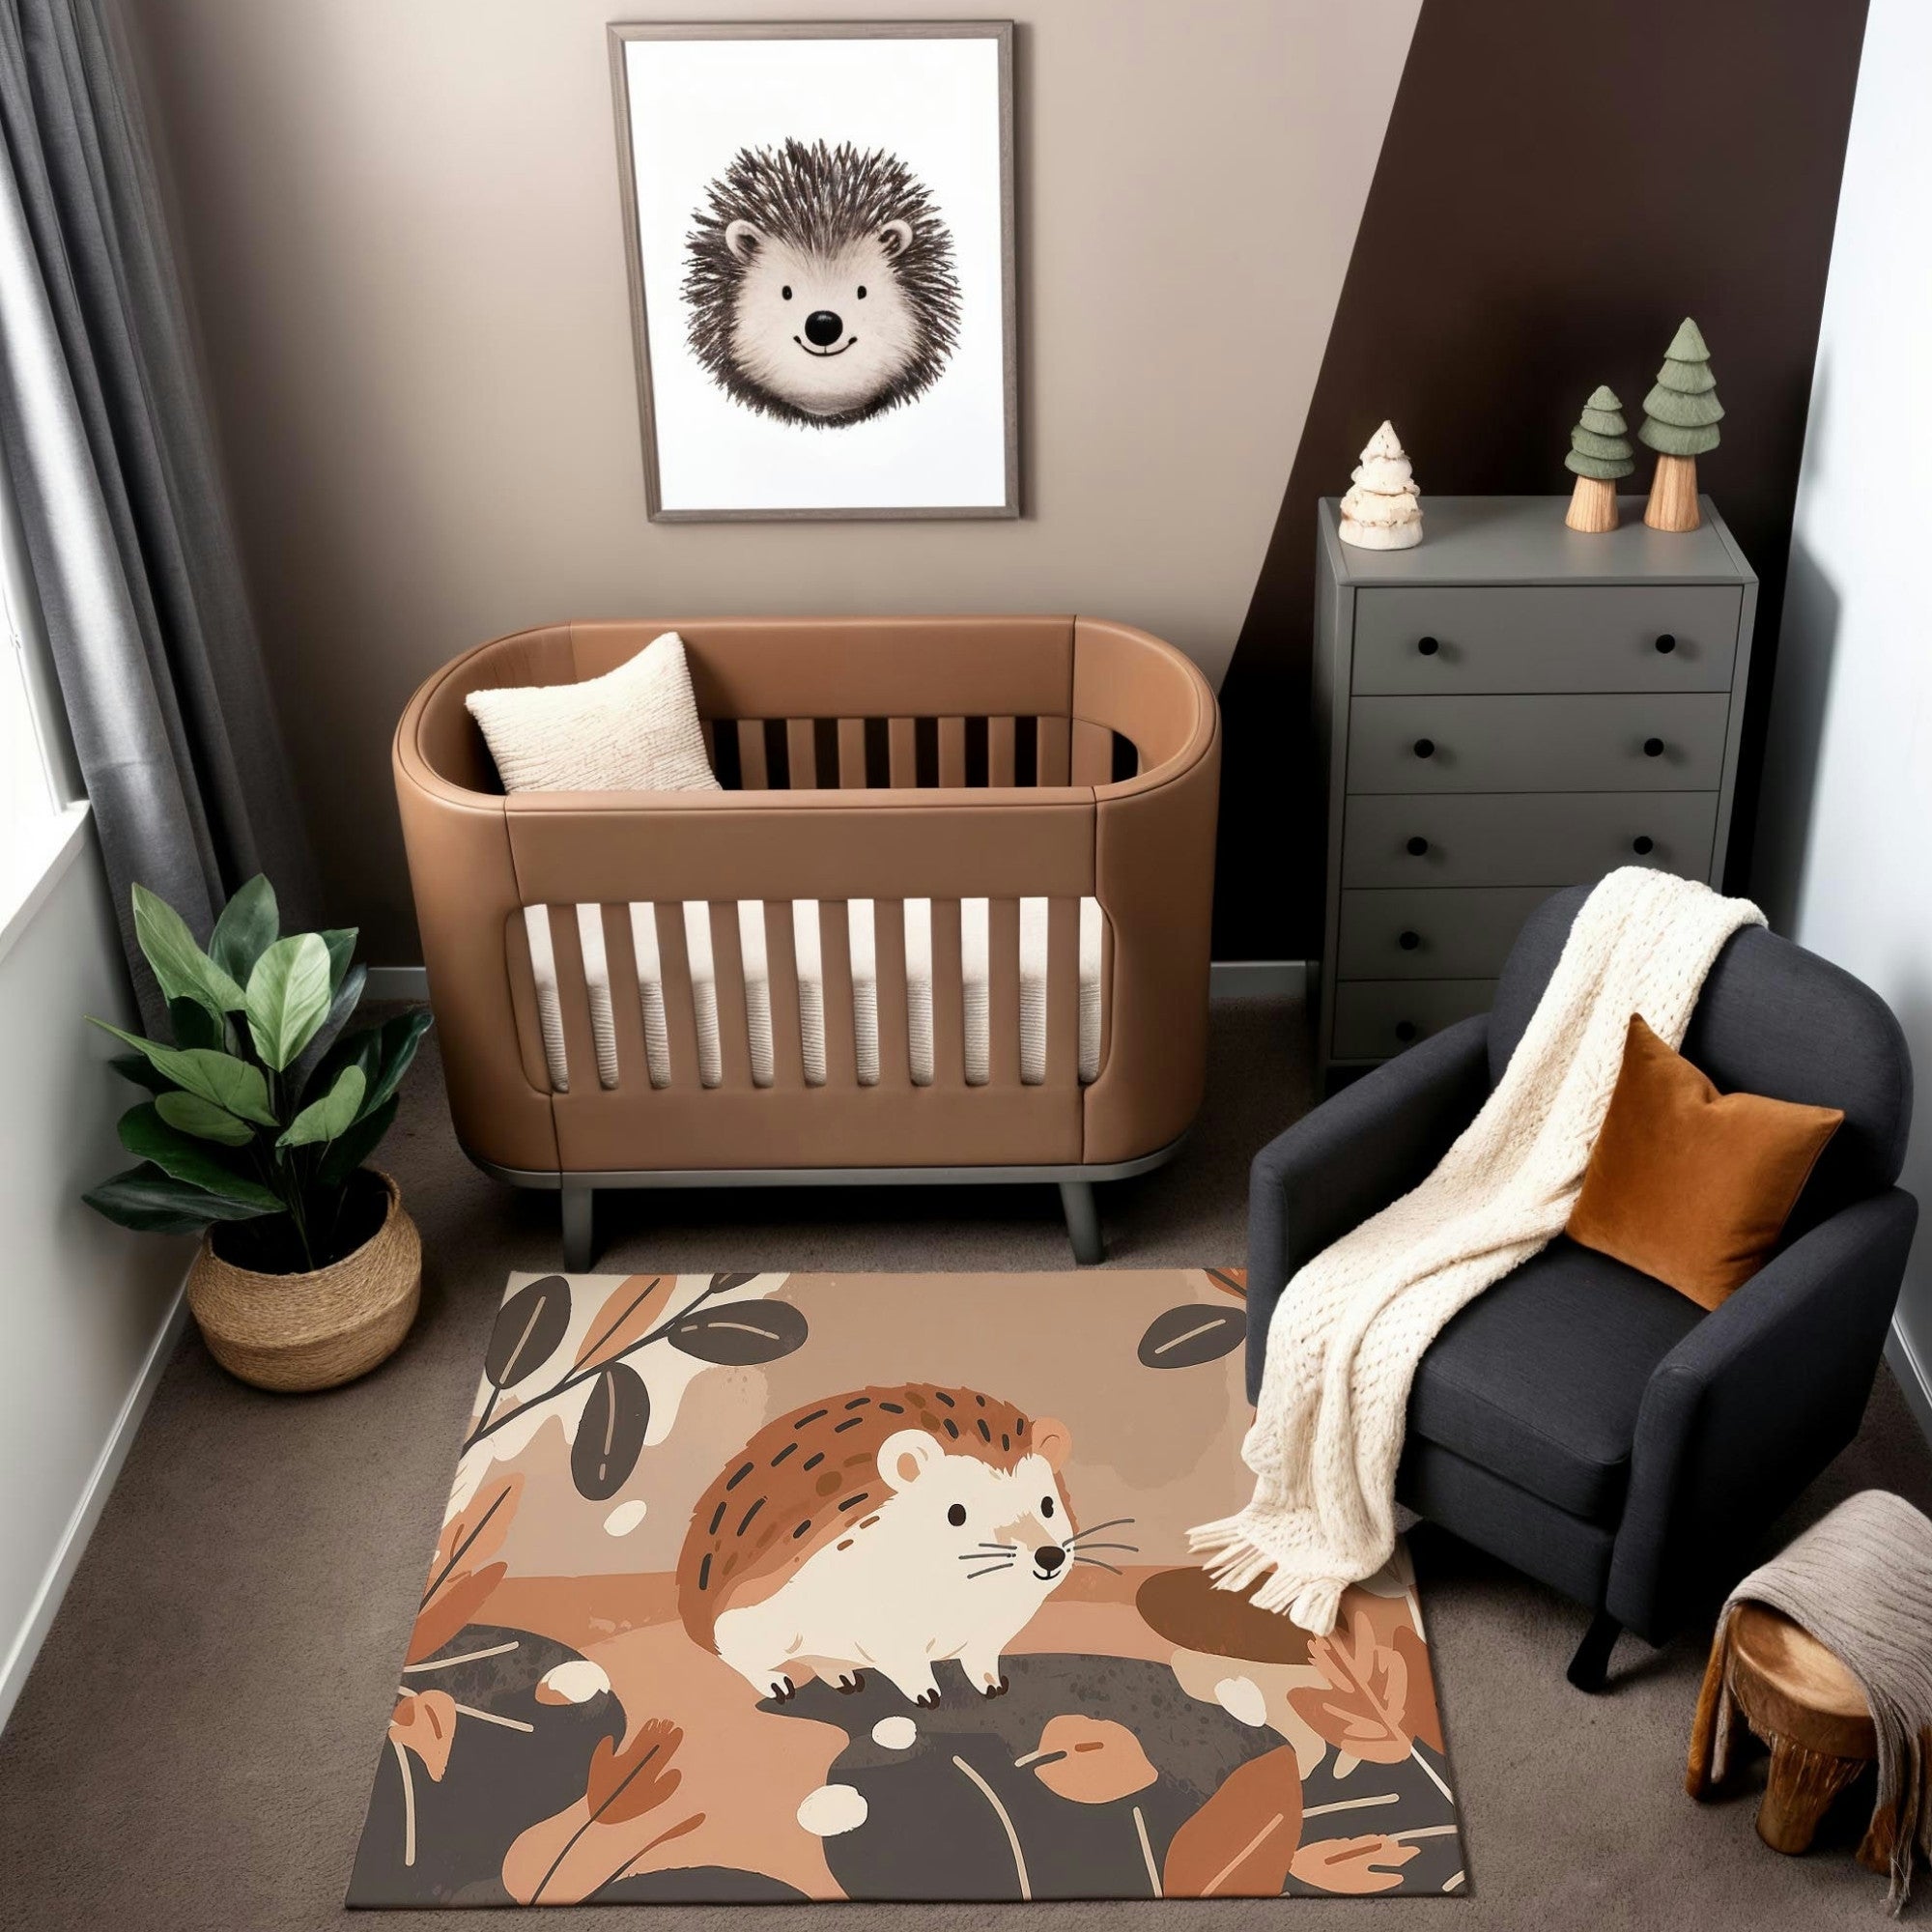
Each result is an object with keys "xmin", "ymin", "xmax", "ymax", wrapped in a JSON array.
[{"xmin": 466, "ymin": 632, "xmax": 720, "ymax": 792}]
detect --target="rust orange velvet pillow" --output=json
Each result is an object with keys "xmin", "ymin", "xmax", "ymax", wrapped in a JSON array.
[{"xmin": 1567, "ymin": 1014, "xmax": 1844, "ymax": 1310}]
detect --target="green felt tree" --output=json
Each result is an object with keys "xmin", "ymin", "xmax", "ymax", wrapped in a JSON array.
[
  {"xmin": 1564, "ymin": 384, "xmax": 1633, "ymax": 531},
  {"xmin": 1640, "ymin": 318, "xmax": 1723, "ymax": 530}
]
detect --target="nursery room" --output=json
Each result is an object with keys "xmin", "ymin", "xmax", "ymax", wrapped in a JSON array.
[{"xmin": 2, "ymin": 0, "xmax": 1930, "ymax": 1923}]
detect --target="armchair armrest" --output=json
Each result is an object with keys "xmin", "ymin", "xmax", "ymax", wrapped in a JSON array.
[
  {"xmin": 1608, "ymin": 1186, "xmax": 1918, "ymax": 1638},
  {"xmin": 1245, "ymin": 1014, "xmax": 1491, "ymax": 1401}
]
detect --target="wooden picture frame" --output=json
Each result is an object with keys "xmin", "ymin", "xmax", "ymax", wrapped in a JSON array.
[{"xmin": 608, "ymin": 20, "xmax": 1019, "ymax": 522}]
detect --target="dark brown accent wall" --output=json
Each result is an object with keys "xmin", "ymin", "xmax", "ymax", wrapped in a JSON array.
[{"xmin": 1213, "ymin": 0, "xmax": 1868, "ymax": 960}]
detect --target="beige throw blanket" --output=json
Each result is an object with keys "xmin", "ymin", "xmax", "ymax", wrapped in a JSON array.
[
  {"xmin": 1191, "ymin": 867, "xmax": 1765, "ymax": 1634},
  {"xmin": 1690, "ymin": 1491, "xmax": 1932, "ymax": 1915}
]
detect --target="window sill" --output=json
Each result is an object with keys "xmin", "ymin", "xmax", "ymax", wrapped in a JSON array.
[{"xmin": 0, "ymin": 801, "xmax": 93, "ymax": 972}]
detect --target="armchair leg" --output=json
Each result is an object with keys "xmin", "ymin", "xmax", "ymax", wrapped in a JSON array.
[
  {"xmin": 1567, "ymin": 1610, "xmax": 1622, "ymax": 1693},
  {"xmin": 1059, "ymin": 1180, "xmax": 1104, "ymax": 1264},
  {"xmin": 561, "ymin": 1183, "xmax": 595, "ymax": 1273}
]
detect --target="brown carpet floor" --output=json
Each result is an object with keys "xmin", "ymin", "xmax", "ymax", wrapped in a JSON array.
[{"xmin": 2, "ymin": 994, "xmax": 1928, "ymax": 1930}]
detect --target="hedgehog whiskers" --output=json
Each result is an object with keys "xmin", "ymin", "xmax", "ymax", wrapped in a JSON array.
[
  {"xmin": 1063, "ymin": 1517, "xmax": 1137, "ymax": 1547},
  {"xmin": 1063, "ymin": 1541, "xmax": 1140, "ymax": 1556},
  {"xmin": 964, "ymin": 1561, "xmax": 1016, "ymax": 1580},
  {"xmin": 1072, "ymin": 1554, "xmax": 1124, "ymax": 1576}
]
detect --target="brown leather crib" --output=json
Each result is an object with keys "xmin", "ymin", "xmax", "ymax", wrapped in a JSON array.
[{"xmin": 391, "ymin": 615, "xmax": 1220, "ymax": 1267}]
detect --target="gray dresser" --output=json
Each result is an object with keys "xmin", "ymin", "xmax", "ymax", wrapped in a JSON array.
[{"xmin": 1313, "ymin": 494, "xmax": 1757, "ymax": 1080}]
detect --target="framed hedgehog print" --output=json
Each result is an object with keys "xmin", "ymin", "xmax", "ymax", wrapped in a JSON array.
[{"xmin": 609, "ymin": 21, "xmax": 1018, "ymax": 521}]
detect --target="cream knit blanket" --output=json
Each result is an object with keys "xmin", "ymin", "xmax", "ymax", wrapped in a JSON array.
[{"xmin": 1191, "ymin": 867, "xmax": 1765, "ymax": 1634}]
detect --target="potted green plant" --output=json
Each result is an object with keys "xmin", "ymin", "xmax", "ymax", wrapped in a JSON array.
[{"xmin": 84, "ymin": 875, "xmax": 431, "ymax": 1391}]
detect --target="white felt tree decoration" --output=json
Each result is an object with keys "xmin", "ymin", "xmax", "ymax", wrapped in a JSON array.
[{"xmin": 1339, "ymin": 421, "xmax": 1423, "ymax": 551}]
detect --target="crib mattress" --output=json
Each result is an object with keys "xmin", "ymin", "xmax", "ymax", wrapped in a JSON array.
[{"xmin": 525, "ymin": 898, "xmax": 1103, "ymax": 1096}]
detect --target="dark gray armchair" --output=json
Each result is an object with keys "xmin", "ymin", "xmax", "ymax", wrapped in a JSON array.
[{"xmin": 1248, "ymin": 885, "xmax": 1917, "ymax": 1690}]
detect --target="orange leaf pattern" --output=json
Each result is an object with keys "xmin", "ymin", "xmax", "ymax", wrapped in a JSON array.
[
  {"xmin": 1392, "ymin": 1624, "xmax": 1443, "ymax": 1754},
  {"xmin": 404, "ymin": 1561, "xmax": 507, "ymax": 1666},
  {"xmin": 387, "ymin": 1690, "xmax": 457, "ymax": 1783},
  {"xmin": 1162, "ymin": 1746, "xmax": 1303, "ymax": 1897},
  {"xmin": 586, "ymin": 1719, "xmax": 684, "ymax": 1825},
  {"xmin": 1027, "ymin": 1716, "xmax": 1157, "ymax": 1803},
  {"xmin": 573, "ymin": 1276, "xmax": 675, "ymax": 1371},
  {"xmin": 1290, "ymin": 1833, "xmax": 1421, "ymax": 1894},
  {"xmin": 1287, "ymin": 1610, "xmax": 1412, "ymax": 1764}
]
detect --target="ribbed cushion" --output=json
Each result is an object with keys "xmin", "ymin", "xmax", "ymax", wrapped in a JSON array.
[{"xmin": 1406, "ymin": 1236, "xmax": 1705, "ymax": 1521}]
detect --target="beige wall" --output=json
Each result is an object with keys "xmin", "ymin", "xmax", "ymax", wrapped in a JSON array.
[{"xmin": 120, "ymin": 0, "xmax": 1418, "ymax": 960}]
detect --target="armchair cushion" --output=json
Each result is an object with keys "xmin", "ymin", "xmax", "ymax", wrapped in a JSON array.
[{"xmin": 1407, "ymin": 1236, "xmax": 1704, "ymax": 1521}]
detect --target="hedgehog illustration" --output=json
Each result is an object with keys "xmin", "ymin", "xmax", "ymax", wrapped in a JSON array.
[
  {"xmin": 678, "ymin": 1383, "xmax": 1076, "ymax": 1707},
  {"xmin": 682, "ymin": 138, "xmax": 962, "ymax": 428}
]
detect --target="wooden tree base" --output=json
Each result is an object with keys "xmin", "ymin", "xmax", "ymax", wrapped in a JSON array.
[
  {"xmin": 1644, "ymin": 453, "xmax": 1701, "ymax": 531},
  {"xmin": 1565, "ymin": 474, "xmax": 1619, "ymax": 533}
]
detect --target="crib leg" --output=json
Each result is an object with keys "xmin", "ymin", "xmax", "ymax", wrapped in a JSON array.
[
  {"xmin": 561, "ymin": 1182, "xmax": 595, "ymax": 1273},
  {"xmin": 1059, "ymin": 1180, "xmax": 1104, "ymax": 1265}
]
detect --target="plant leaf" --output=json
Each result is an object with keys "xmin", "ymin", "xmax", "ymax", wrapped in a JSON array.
[
  {"xmin": 245, "ymin": 932, "xmax": 332, "ymax": 1070},
  {"xmin": 83, "ymin": 1162, "xmax": 275, "ymax": 1233},
  {"xmin": 118, "ymin": 1104, "xmax": 281, "ymax": 1207},
  {"xmin": 278, "ymin": 1064, "xmax": 366, "ymax": 1146},
  {"xmin": 1138, "ymin": 1303, "xmax": 1245, "ymax": 1370},
  {"xmin": 208, "ymin": 875, "xmax": 279, "ymax": 985},
  {"xmin": 109, "ymin": 1052, "xmax": 171, "ymax": 1094},
  {"xmin": 317, "ymin": 1094, "xmax": 398, "ymax": 1186},
  {"xmin": 572, "ymin": 1276, "xmax": 674, "ymax": 1370},
  {"xmin": 364, "ymin": 1009, "xmax": 432, "ymax": 1117},
  {"xmin": 484, "ymin": 1276, "xmax": 572, "ymax": 1388},
  {"xmin": 131, "ymin": 883, "xmax": 245, "ymax": 1014},
  {"xmin": 571, "ymin": 1362, "xmax": 650, "ymax": 1501},
  {"xmin": 292, "ymin": 963, "xmax": 366, "ymax": 1090},
  {"xmin": 166, "ymin": 996, "xmax": 223, "ymax": 1052},
  {"xmin": 321, "ymin": 926, "xmax": 358, "ymax": 993},
  {"xmin": 1163, "ymin": 1746, "xmax": 1304, "ymax": 1897},
  {"xmin": 89, "ymin": 1022, "xmax": 277, "ymax": 1125},
  {"xmin": 665, "ymin": 1298, "xmax": 807, "ymax": 1366},
  {"xmin": 154, "ymin": 1091, "xmax": 256, "ymax": 1147}
]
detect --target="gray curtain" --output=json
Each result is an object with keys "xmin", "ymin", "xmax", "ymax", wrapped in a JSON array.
[{"xmin": 0, "ymin": 0, "xmax": 316, "ymax": 1031}]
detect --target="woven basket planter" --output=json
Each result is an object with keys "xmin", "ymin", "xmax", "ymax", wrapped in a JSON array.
[{"xmin": 186, "ymin": 1170, "xmax": 421, "ymax": 1392}]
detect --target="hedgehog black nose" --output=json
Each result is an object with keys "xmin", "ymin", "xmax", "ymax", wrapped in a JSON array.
[
  {"xmin": 1034, "ymin": 1546, "xmax": 1065, "ymax": 1575},
  {"xmin": 804, "ymin": 309, "xmax": 844, "ymax": 347}
]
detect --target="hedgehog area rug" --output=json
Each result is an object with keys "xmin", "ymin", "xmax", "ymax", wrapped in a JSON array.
[{"xmin": 348, "ymin": 1267, "xmax": 1465, "ymax": 1906}]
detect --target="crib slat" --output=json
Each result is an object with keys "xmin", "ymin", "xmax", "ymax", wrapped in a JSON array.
[
  {"xmin": 787, "ymin": 718, "xmax": 817, "ymax": 789},
  {"xmin": 1037, "ymin": 716, "xmax": 1071, "ymax": 785},
  {"xmin": 939, "ymin": 717, "xmax": 967, "ymax": 787},
  {"xmin": 737, "ymin": 720, "xmax": 769, "ymax": 790},
  {"xmin": 987, "ymin": 896, "xmax": 1022, "ymax": 1088},
  {"xmin": 653, "ymin": 902, "xmax": 704, "ymax": 1091},
  {"xmin": 708, "ymin": 901, "xmax": 755, "ymax": 1091},
  {"xmin": 545, "ymin": 904, "xmax": 602, "ymax": 1096},
  {"xmin": 575, "ymin": 902, "xmax": 621, "ymax": 1089},
  {"xmin": 1046, "ymin": 896, "xmax": 1082, "ymax": 1089},
  {"xmin": 930, "ymin": 896, "xmax": 965, "ymax": 1090},
  {"xmin": 838, "ymin": 719, "xmax": 867, "ymax": 789},
  {"xmin": 1071, "ymin": 720, "xmax": 1114, "ymax": 786},
  {"xmin": 873, "ymin": 896, "xmax": 910, "ymax": 1089},
  {"xmin": 819, "ymin": 898, "xmax": 859, "ymax": 1087},
  {"xmin": 601, "ymin": 903, "xmax": 654, "ymax": 1091},
  {"xmin": 989, "ymin": 716, "xmax": 1016, "ymax": 787},
  {"xmin": 763, "ymin": 899, "xmax": 807, "ymax": 1090},
  {"xmin": 889, "ymin": 717, "xmax": 918, "ymax": 786}
]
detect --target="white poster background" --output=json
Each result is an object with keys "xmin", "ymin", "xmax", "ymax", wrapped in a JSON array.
[{"xmin": 624, "ymin": 35, "xmax": 1009, "ymax": 515}]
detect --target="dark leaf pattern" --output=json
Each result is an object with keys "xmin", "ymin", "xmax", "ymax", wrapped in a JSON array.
[
  {"xmin": 1137, "ymin": 1303, "xmax": 1245, "ymax": 1370},
  {"xmin": 571, "ymin": 1363, "xmax": 651, "ymax": 1500},
  {"xmin": 666, "ymin": 1298, "xmax": 808, "ymax": 1365},
  {"xmin": 485, "ymin": 1276, "xmax": 571, "ymax": 1388}
]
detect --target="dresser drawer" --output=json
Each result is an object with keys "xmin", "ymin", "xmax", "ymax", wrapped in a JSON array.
[
  {"xmin": 1332, "ymin": 980, "xmax": 1496, "ymax": 1061},
  {"xmin": 1341, "ymin": 791, "xmax": 1719, "ymax": 889},
  {"xmin": 1352, "ymin": 586, "xmax": 1741, "ymax": 695},
  {"xmin": 1338, "ymin": 887, "xmax": 1548, "ymax": 980},
  {"xmin": 1347, "ymin": 693, "xmax": 1730, "ymax": 794}
]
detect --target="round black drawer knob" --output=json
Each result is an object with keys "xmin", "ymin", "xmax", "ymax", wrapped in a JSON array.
[
  {"xmin": 1398, "ymin": 929, "xmax": 1421, "ymax": 951},
  {"xmin": 1413, "ymin": 737, "xmax": 1435, "ymax": 759},
  {"xmin": 1406, "ymin": 835, "xmax": 1430, "ymax": 856},
  {"xmin": 1655, "ymin": 633, "xmax": 1677, "ymax": 655},
  {"xmin": 1416, "ymin": 635, "xmax": 1440, "ymax": 657},
  {"xmin": 1394, "ymin": 1020, "xmax": 1418, "ymax": 1043},
  {"xmin": 1643, "ymin": 737, "xmax": 1665, "ymax": 757},
  {"xmin": 1633, "ymin": 835, "xmax": 1655, "ymax": 856}
]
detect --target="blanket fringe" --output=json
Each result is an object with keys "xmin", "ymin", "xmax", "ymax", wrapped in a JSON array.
[{"xmin": 1185, "ymin": 1520, "xmax": 1347, "ymax": 1635}]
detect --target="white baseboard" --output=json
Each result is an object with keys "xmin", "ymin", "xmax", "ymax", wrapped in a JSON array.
[
  {"xmin": 0, "ymin": 1280, "xmax": 188, "ymax": 1735},
  {"xmin": 365, "ymin": 965, "xmax": 430, "ymax": 1001},
  {"xmin": 369, "ymin": 962, "xmax": 1308, "ymax": 1003},
  {"xmin": 1210, "ymin": 959, "xmax": 1308, "ymax": 999},
  {"xmin": 1886, "ymin": 1318, "xmax": 1932, "ymax": 1447}
]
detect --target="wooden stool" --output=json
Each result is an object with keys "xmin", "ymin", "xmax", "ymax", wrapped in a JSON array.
[{"xmin": 1697, "ymin": 1603, "xmax": 1889, "ymax": 1868}]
